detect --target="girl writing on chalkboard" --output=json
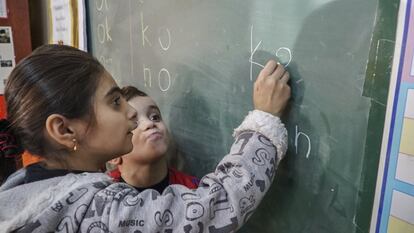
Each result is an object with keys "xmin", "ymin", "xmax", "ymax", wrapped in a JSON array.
[
  {"xmin": 107, "ymin": 86, "xmax": 200, "ymax": 191},
  {"xmin": 0, "ymin": 44, "xmax": 290, "ymax": 232}
]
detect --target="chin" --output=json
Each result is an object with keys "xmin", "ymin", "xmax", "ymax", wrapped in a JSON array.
[
  {"xmin": 147, "ymin": 149, "xmax": 168, "ymax": 159},
  {"xmin": 153, "ymin": 145, "xmax": 168, "ymax": 155}
]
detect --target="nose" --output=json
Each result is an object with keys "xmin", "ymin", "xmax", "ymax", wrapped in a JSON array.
[
  {"xmin": 138, "ymin": 117, "xmax": 155, "ymax": 130},
  {"xmin": 128, "ymin": 104, "xmax": 137, "ymax": 122}
]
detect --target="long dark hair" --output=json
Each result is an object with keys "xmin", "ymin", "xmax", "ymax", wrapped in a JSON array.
[
  {"xmin": 0, "ymin": 119, "xmax": 23, "ymax": 182},
  {"xmin": 1, "ymin": 44, "xmax": 104, "ymax": 179}
]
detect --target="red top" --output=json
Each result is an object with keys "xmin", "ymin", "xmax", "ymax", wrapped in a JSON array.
[{"xmin": 108, "ymin": 167, "xmax": 199, "ymax": 190}]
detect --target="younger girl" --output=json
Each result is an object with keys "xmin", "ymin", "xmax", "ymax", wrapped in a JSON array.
[
  {"xmin": 0, "ymin": 44, "xmax": 290, "ymax": 232},
  {"xmin": 108, "ymin": 86, "xmax": 199, "ymax": 191}
]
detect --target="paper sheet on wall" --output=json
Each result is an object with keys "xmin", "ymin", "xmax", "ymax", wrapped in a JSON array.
[
  {"xmin": 0, "ymin": 26, "xmax": 15, "ymax": 94},
  {"xmin": 0, "ymin": 0, "xmax": 7, "ymax": 18},
  {"xmin": 49, "ymin": 0, "xmax": 87, "ymax": 51}
]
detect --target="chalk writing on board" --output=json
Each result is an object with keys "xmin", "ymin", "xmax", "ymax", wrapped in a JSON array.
[
  {"xmin": 95, "ymin": 0, "xmax": 108, "ymax": 12},
  {"xmin": 249, "ymin": 25, "xmax": 264, "ymax": 81},
  {"xmin": 140, "ymin": 12, "xmax": 152, "ymax": 47},
  {"xmin": 96, "ymin": 0, "xmax": 111, "ymax": 44},
  {"xmin": 143, "ymin": 65, "xmax": 172, "ymax": 92},
  {"xmin": 140, "ymin": 12, "xmax": 172, "ymax": 50},
  {"xmin": 249, "ymin": 25, "xmax": 293, "ymax": 81},
  {"xmin": 158, "ymin": 27, "xmax": 171, "ymax": 51},
  {"xmin": 99, "ymin": 56, "xmax": 112, "ymax": 67},
  {"xmin": 97, "ymin": 17, "xmax": 112, "ymax": 43},
  {"xmin": 275, "ymin": 47, "xmax": 292, "ymax": 67},
  {"xmin": 140, "ymin": 12, "xmax": 172, "ymax": 92},
  {"xmin": 143, "ymin": 64, "xmax": 151, "ymax": 87},
  {"xmin": 95, "ymin": 0, "xmax": 113, "ymax": 75},
  {"xmin": 141, "ymin": 62, "xmax": 172, "ymax": 93},
  {"xmin": 295, "ymin": 125, "xmax": 311, "ymax": 159},
  {"xmin": 158, "ymin": 68, "xmax": 171, "ymax": 92}
]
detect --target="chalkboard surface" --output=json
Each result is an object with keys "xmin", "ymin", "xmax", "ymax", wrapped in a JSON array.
[{"xmin": 87, "ymin": 0, "xmax": 399, "ymax": 232}]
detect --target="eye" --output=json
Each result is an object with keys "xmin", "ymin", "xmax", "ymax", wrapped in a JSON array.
[
  {"xmin": 113, "ymin": 95, "xmax": 122, "ymax": 106},
  {"xmin": 149, "ymin": 112, "xmax": 162, "ymax": 122}
]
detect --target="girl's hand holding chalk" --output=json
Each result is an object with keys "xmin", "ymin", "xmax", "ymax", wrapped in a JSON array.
[{"xmin": 253, "ymin": 59, "xmax": 291, "ymax": 117}]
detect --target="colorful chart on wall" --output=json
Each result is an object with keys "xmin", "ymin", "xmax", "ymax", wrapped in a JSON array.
[{"xmin": 371, "ymin": 0, "xmax": 414, "ymax": 232}]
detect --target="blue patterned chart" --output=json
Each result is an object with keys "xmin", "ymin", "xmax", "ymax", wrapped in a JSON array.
[{"xmin": 370, "ymin": 0, "xmax": 414, "ymax": 232}]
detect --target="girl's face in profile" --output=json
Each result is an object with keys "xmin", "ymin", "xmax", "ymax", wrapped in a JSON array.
[
  {"xmin": 125, "ymin": 96, "xmax": 169, "ymax": 164},
  {"xmin": 77, "ymin": 71, "xmax": 138, "ymax": 164}
]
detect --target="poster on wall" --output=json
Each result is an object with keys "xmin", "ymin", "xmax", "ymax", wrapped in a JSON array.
[
  {"xmin": 0, "ymin": 26, "xmax": 15, "ymax": 94},
  {"xmin": 48, "ymin": 0, "xmax": 86, "ymax": 50},
  {"xmin": 0, "ymin": 0, "xmax": 7, "ymax": 18},
  {"xmin": 370, "ymin": 0, "xmax": 414, "ymax": 232}
]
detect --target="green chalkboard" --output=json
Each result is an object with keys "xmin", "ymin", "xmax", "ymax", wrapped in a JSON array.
[{"xmin": 87, "ymin": 0, "xmax": 399, "ymax": 232}]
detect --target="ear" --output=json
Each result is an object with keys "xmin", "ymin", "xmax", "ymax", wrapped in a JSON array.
[
  {"xmin": 108, "ymin": 157, "xmax": 123, "ymax": 166},
  {"xmin": 45, "ymin": 114, "xmax": 79, "ymax": 150}
]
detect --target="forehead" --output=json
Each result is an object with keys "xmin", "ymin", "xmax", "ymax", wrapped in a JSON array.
[
  {"xmin": 95, "ymin": 71, "xmax": 118, "ymax": 98},
  {"xmin": 128, "ymin": 96, "xmax": 157, "ymax": 111}
]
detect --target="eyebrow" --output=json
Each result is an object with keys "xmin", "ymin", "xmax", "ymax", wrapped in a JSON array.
[
  {"xmin": 148, "ymin": 105, "xmax": 160, "ymax": 112},
  {"xmin": 105, "ymin": 86, "xmax": 122, "ymax": 97}
]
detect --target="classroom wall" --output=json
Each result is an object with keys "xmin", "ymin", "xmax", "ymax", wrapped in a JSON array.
[
  {"xmin": 0, "ymin": 0, "xmax": 32, "ymax": 63},
  {"xmin": 0, "ymin": 0, "xmax": 33, "ymax": 170},
  {"xmin": 29, "ymin": 0, "xmax": 49, "ymax": 49},
  {"xmin": 0, "ymin": 0, "xmax": 32, "ymax": 118}
]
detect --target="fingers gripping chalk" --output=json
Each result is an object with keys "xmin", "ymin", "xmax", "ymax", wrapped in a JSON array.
[
  {"xmin": 280, "ymin": 71, "xmax": 290, "ymax": 83},
  {"xmin": 258, "ymin": 60, "xmax": 278, "ymax": 80},
  {"xmin": 271, "ymin": 63, "xmax": 285, "ymax": 81}
]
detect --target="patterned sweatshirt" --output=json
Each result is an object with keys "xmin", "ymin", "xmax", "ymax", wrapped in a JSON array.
[
  {"xmin": 0, "ymin": 110, "xmax": 287, "ymax": 233},
  {"xmin": 108, "ymin": 167, "xmax": 200, "ymax": 191}
]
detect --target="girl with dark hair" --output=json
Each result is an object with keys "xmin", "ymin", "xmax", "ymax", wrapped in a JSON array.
[{"xmin": 0, "ymin": 44, "xmax": 290, "ymax": 232}]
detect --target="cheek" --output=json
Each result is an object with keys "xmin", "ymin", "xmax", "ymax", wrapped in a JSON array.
[
  {"xmin": 164, "ymin": 133, "xmax": 170, "ymax": 147},
  {"xmin": 158, "ymin": 133, "xmax": 170, "ymax": 155},
  {"xmin": 97, "ymin": 114, "xmax": 127, "ymax": 134},
  {"xmin": 131, "ymin": 130, "xmax": 142, "ymax": 146}
]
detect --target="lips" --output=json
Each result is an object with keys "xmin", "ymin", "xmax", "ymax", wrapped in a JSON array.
[{"xmin": 146, "ymin": 131, "xmax": 163, "ymax": 141}]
